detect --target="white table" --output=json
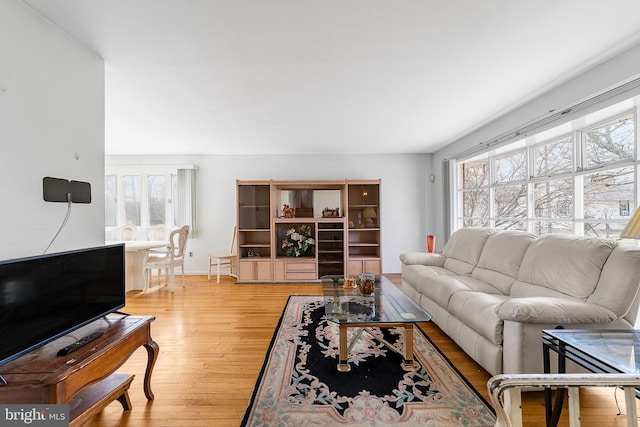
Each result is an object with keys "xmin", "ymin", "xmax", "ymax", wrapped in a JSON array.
[{"xmin": 108, "ymin": 241, "xmax": 169, "ymax": 292}]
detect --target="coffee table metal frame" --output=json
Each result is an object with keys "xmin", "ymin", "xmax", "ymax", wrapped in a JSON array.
[{"xmin": 322, "ymin": 275, "xmax": 431, "ymax": 373}]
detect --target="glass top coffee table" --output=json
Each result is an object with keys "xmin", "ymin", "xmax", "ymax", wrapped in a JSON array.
[{"xmin": 321, "ymin": 275, "xmax": 432, "ymax": 373}]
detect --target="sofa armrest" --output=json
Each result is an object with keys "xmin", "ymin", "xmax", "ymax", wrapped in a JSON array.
[
  {"xmin": 399, "ymin": 252, "xmax": 446, "ymax": 267},
  {"xmin": 496, "ymin": 297, "xmax": 617, "ymax": 324}
]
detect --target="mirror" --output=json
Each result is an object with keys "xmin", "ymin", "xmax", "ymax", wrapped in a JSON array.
[{"xmin": 279, "ymin": 190, "xmax": 342, "ymax": 218}]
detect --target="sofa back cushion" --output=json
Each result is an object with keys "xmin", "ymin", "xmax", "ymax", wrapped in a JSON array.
[
  {"xmin": 588, "ymin": 244, "xmax": 640, "ymax": 319},
  {"xmin": 442, "ymin": 228, "xmax": 494, "ymax": 275},
  {"xmin": 472, "ymin": 230, "xmax": 537, "ymax": 294},
  {"xmin": 516, "ymin": 234, "xmax": 615, "ymax": 299}
]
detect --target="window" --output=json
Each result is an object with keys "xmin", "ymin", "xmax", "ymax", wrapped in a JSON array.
[
  {"xmin": 105, "ymin": 175, "xmax": 117, "ymax": 227},
  {"xmin": 123, "ymin": 175, "xmax": 142, "ymax": 226},
  {"xmin": 105, "ymin": 165, "xmax": 197, "ymax": 235},
  {"xmin": 454, "ymin": 97, "xmax": 638, "ymax": 239},
  {"xmin": 148, "ymin": 175, "xmax": 167, "ymax": 226}
]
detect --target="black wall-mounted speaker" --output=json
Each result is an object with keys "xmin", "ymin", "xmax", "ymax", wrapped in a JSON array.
[{"xmin": 43, "ymin": 177, "xmax": 92, "ymax": 204}]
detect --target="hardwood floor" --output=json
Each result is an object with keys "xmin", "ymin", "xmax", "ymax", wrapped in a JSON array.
[{"xmin": 85, "ymin": 274, "xmax": 638, "ymax": 426}]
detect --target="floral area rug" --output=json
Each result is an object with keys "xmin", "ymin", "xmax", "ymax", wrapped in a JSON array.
[{"xmin": 241, "ymin": 296, "xmax": 496, "ymax": 426}]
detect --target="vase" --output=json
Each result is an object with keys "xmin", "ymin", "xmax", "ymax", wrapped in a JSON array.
[{"xmin": 426, "ymin": 235, "xmax": 436, "ymax": 253}]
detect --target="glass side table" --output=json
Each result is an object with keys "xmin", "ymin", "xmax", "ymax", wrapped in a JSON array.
[{"xmin": 542, "ymin": 329, "xmax": 640, "ymax": 427}]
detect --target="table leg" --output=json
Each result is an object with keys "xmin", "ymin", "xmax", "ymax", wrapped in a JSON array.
[
  {"xmin": 400, "ymin": 324, "xmax": 418, "ymax": 371},
  {"xmin": 337, "ymin": 324, "xmax": 351, "ymax": 372},
  {"xmin": 143, "ymin": 339, "xmax": 159, "ymax": 400},
  {"xmin": 545, "ymin": 339, "xmax": 566, "ymax": 427}
]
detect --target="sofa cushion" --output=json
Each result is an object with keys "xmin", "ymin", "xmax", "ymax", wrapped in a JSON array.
[
  {"xmin": 448, "ymin": 291, "xmax": 509, "ymax": 345},
  {"xmin": 510, "ymin": 280, "xmax": 575, "ymax": 299},
  {"xmin": 516, "ymin": 234, "xmax": 615, "ymax": 299},
  {"xmin": 443, "ymin": 258, "xmax": 476, "ymax": 275},
  {"xmin": 401, "ymin": 264, "xmax": 454, "ymax": 290},
  {"xmin": 474, "ymin": 230, "xmax": 536, "ymax": 291},
  {"xmin": 471, "ymin": 268, "xmax": 518, "ymax": 296},
  {"xmin": 588, "ymin": 244, "xmax": 640, "ymax": 318},
  {"xmin": 442, "ymin": 228, "xmax": 493, "ymax": 275},
  {"xmin": 496, "ymin": 297, "xmax": 617, "ymax": 324},
  {"xmin": 417, "ymin": 274, "xmax": 503, "ymax": 310}
]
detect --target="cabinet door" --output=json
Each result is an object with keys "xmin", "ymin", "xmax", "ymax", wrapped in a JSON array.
[
  {"xmin": 348, "ymin": 259, "xmax": 381, "ymax": 276},
  {"xmin": 238, "ymin": 259, "xmax": 272, "ymax": 282},
  {"xmin": 255, "ymin": 260, "xmax": 273, "ymax": 281}
]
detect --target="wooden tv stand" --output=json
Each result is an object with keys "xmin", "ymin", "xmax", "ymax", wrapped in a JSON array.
[{"xmin": 0, "ymin": 315, "xmax": 158, "ymax": 426}]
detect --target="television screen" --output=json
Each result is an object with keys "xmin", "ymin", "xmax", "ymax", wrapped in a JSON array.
[{"xmin": 0, "ymin": 244, "xmax": 125, "ymax": 367}]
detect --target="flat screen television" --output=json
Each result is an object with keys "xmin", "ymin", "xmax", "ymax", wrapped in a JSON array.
[{"xmin": 0, "ymin": 244, "xmax": 125, "ymax": 375}]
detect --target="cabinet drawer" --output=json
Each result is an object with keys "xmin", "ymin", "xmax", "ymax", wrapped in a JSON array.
[
  {"xmin": 285, "ymin": 260, "xmax": 316, "ymax": 272},
  {"xmin": 286, "ymin": 272, "xmax": 317, "ymax": 280}
]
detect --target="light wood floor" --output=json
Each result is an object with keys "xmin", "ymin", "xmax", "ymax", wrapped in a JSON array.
[{"xmin": 85, "ymin": 274, "xmax": 638, "ymax": 427}]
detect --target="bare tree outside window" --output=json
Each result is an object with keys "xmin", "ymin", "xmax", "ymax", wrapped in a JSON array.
[
  {"xmin": 495, "ymin": 150, "xmax": 526, "ymax": 183},
  {"xmin": 534, "ymin": 136, "xmax": 573, "ymax": 177},
  {"xmin": 494, "ymin": 185, "xmax": 527, "ymax": 230},
  {"xmin": 584, "ymin": 115, "xmax": 634, "ymax": 168}
]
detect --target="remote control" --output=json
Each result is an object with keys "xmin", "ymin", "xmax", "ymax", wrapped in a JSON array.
[{"xmin": 57, "ymin": 331, "xmax": 104, "ymax": 356}]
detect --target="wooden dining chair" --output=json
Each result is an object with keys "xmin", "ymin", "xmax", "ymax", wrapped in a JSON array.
[
  {"xmin": 208, "ymin": 226, "xmax": 237, "ymax": 284},
  {"xmin": 144, "ymin": 225, "xmax": 190, "ymax": 292}
]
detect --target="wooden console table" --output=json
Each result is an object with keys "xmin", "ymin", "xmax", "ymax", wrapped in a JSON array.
[{"xmin": 0, "ymin": 315, "xmax": 158, "ymax": 425}]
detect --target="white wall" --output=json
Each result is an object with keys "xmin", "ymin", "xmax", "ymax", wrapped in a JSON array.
[
  {"xmin": 430, "ymin": 43, "xmax": 640, "ymax": 247},
  {"xmin": 107, "ymin": 153, "xmax": 431, "ymax": 274},
  {"xmin": 0, "ymin": 0, "xmax": 105, "ymax": 260}
]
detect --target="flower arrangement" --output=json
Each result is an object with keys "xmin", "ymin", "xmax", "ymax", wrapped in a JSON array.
[{"xmin": 281, "ymin": 225, "xmax": 315, "ymax": 257}]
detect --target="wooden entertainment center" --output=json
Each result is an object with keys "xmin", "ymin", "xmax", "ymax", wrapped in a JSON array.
[
  {"xmin": 237, "ymin": 179, "xmax": 381, "ymax": 282},
  {"xmin": 0, "ymin": 315, "xmax": 158, "ymax": 426}
]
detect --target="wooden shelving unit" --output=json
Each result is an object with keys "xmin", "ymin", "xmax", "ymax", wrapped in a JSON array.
[
  {"xmin": 237, "ymin": 182, "xmax": 272, "ymax": 282},
  {"xmin": 236, "ymin": 179, "xmax": 381, "ymax": 282},
  {"xmin": 346, "ymin": 182, "xmax": 381, "ymax": 276}
]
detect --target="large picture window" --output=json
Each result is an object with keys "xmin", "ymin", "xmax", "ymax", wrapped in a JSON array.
[{"xmin": 454, "ymin": 100, "xmax": 638, "ymax": 239}]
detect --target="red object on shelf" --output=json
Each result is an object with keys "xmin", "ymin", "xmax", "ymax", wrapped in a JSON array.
[{"xmin": 426, "ymin": 235, "xmax": 436, "ymax": 253}]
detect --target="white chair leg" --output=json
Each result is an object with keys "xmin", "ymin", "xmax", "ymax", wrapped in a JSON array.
[
  {"xmin": 503, "ymin": 387, "xmax": 522, "ymax": 427},
  {"xmin": 169, "ymin": 265, "xmax": 175, "ymax": 292},
  {"xmin": 207, "ymin": 256, "xmax": 212, "ymax": 281},
  {"xmin": 567, "ymin": 386, "xmax": 581, "ymax": 427},
  {"xmin": 181, "ymin": 265, "xmax": 185, "ymax": 287},
  {"xmin": 624, "ymin": 386, "xmax": 637, "ymax": 427},
  {"xmin": 217, "ymin": 259, "xmax": 222, "ymax": 284}
]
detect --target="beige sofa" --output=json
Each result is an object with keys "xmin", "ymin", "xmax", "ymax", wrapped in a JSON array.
[{"xmin": 399, "ymin": 228, "xmax": 640, "ymax": 375}]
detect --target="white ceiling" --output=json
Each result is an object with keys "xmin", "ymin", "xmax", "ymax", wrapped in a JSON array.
[{"xmin": 21, "ymin": 0, "xmax": 640, "ymax": 155}]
